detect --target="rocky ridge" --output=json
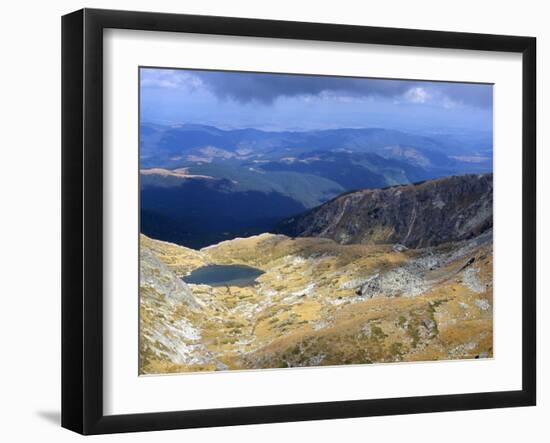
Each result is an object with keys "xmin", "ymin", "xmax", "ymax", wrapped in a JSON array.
[{"xmin": 277, "ymin": 173, "xmax": 493, "ymax": 248}]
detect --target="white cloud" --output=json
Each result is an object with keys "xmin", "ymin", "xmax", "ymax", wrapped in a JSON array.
[
  {"xmin": 442, "ymin": 96, "xmax": 461, "ymax": 109},
  {"xmin": 140, "ymin": 69, "xmax": 204, "ymax": 91},
  {"xmin": 404, "ymin": 87, "xmax": 431, "ymax": 104}
]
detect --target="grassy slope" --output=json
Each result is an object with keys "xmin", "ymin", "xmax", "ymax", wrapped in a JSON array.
[{"xmin": 139, "ymin": 233, "xmax": 493, "ymax": 374}]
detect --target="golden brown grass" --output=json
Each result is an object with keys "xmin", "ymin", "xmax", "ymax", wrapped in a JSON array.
[{"xmin": 140, "ymin": 234, "xmax": 493, "ymax": 374}]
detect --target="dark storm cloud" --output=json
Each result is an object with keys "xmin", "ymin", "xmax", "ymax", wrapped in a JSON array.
[
  {"xmin": 140, "ymin": 68, "xmax": 492, "ymax": 109},
  {"xmin": 193, "ymin": 71, "xmax": 492, "ymax": 108},
  {"xmin": 195, "ymin": 71, "xmax": 413, "ymax": 103}
]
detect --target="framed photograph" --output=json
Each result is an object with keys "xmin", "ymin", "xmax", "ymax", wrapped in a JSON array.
[{"xmin": 62, "ymin": 8, "xmax": 536, "ymax": 435}]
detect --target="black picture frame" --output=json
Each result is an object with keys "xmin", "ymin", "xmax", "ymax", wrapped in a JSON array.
[{"xmin": 62, "ymin": 8, "xmax": 536, "ymax": 435}]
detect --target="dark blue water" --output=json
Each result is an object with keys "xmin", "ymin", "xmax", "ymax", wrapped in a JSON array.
[{"xmin": 182, "ymin": 264, "xmax": 265, "ymax": 287}]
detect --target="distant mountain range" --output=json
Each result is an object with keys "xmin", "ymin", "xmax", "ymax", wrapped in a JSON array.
[
  {"xmin": 140, "ymin": 123, "xmax": 493, "ymax": 248},
  {"xmin": 141, "ymin": 123, "xmax": 492, "ymax": 171}
]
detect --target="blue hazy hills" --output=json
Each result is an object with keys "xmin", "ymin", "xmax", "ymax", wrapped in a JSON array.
[{"xmin": 140, "ymin": 123, "xmax": 492, "ymax": 248}]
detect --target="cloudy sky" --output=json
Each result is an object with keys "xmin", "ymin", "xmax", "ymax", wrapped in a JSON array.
[{"xmin": 140, "ymin": 68, "xmax": 493, "ymax": 133}]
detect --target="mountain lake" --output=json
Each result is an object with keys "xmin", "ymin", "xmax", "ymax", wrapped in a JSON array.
[{"xmin": 182, "ymin": 264, "xmax": 265, "ymax": 287}]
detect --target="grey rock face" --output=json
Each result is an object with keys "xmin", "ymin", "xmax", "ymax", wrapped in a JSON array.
[
  {"xmin": 392, "ymin": 244, "xmax": 408, "ymax": 253},
  {"xmin": 140, "ymin": 245, "xmax": 217, "ymax": 369},
  {"xmin": 277, "ymin": 173, "xmax": 492, "ymax": 249},
  {"xmin": 355, "ymin": 232, "xmax": 492, "ymax": 299},
  {"xmin": 140, "ymin": 246, "xmax": 201, "ymax": 310}
]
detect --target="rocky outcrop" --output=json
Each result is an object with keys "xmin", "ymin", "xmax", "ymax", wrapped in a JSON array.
[
  {"xmin": 140, "ymin": 245, "xmax": 201, "ymax": 310},
  {"xmin": 140, "ymin": 244, "xmax": 217, "ymax": 373},
  {"xmin": 277, "ymin": 173, "xmax": 492, "ymax": 248}
]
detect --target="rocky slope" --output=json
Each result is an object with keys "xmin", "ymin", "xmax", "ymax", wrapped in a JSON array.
[
  {"xmin": 140, "ymin": 243, "xmax": 222, "ymax": 373},
  {"xmin": 277, "ymin": 173, "xmax": 492, "ymax": 248},
  {"xmin": 140, "ymin": 230, "xmax": 493, "ymax": 374}
]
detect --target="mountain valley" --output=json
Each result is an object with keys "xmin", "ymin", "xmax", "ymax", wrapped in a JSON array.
[
  {"xmin": 140, "ymin": 124, "xmax": 492, "ymax": 249},
  {"xmin": 140, "ymin": 174, "xmax": 493, "ymax": 374}
]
